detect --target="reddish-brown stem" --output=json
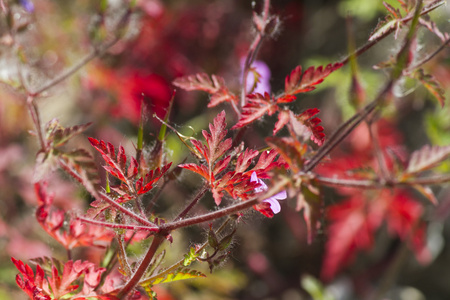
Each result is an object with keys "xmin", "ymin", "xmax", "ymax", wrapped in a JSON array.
[
  {"xmin": 160, "ymin": 175, "xmax": 289, "ymax": 231},
  {"xmin": 315, "ymin": 174, "xmax": 450, "ymax": 189},
  {"xmin": 138, "ymin": 217, "xmax": 232, "ymax": 287},
  {"xmin": 161, "ymin": 198, "xmax": 259, "ymax": 231},
  {"xmin": 338, "ymin": 0, "xmax": 445, "ymax": 66},
  {"xmin": 303, "ymin": 83, "xmax": 387, "ymax": 173},
  {"xmin": 26, "ymin": 96, "xmax": 45, "ymax": 150},
  {"xmin": 117, "ymin": 234, "xmax": 165, "ymax": 299},
  {"xmin": 77, "ymin": 216, "xmax": 159, "ymax": 232},
  {"xmin": 98, "ymin": 192, "xmax": 156, "ymax": 227},
  {"xmin": 305, "ymin": 0, "xmax": 425, "ymax": 173},
  {"xmin": 240, "ymin": 0, "xmax": 271, "ymax": 107},
  {"xmin": 367, "ymin": 119, "xmax": 391, "ymax": 182},
  {"xmin": 406, "ymin": 37, "xmax": 450, "ymax": 73},
  {"xmin": 29, "ymin": 36, "xmax": 121, "ymax": 97},
  {"xmin": 173, "ymin": 183, "xmax": 209, "ymax": 222}
]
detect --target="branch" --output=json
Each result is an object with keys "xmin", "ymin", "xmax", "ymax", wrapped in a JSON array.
[
  {"xmin": 161, "ymin": 176, "xmax": 289, "ymax": 231},
  {"xmin": 29, "ymin": 8, "xmax": 131, "ymax": 97},
  {"xmin": 406, "ymin": 37, "xmax": 450, "ymax": 72},
  {"xmin": 240, "ymin": 0, "xmax": 272, "ymax": 107},
  {"xmin": 117, "ymin": 234, "xmax": 165, "ymax": 299},
  {"xmin": 315, "ymin": 174, "xmax": 450, "ymax": 189},
  {"xmin": 77, "ymin": 216, "xmax": 159, "ymax": 232},
  {"xmin": 338, "ymin": 0, "xmax": 445, "ymax": 66},
  {"xmin": 173, "ymin": 183, "xmax": 209, "ymax": 222}
]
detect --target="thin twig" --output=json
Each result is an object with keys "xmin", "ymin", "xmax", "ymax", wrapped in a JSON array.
[
  {"xmin": 77, "ymin": 216, "xmax": 159, "ymax": 232},
  {"xmin": 338, "ymin": 0, "xmax": 445, "ymax": 66},
  {"xmin": 139, "ymin": 217, "xmax": 233, "ymax": 286},
  {"xmin": 26, "ymin": 96, "xmax": 45, "ymax": 150},
  {"xmin": 117, "ymin": 234, "xmax": 165, "ymax": 299},
  {"xmin": 240, "ymin": 0, "xmax": 271, "ymax": 108},
  {"xmin": 406, "ymin": 37, "xmax": 450, "ymax": 72},
  {"xmin": 367, "ymin": 119, "xmax": 391, "ymax": 182},
  {"xmin": 161, "ymin": 176, "xmax": 290, "ymax": 232},
  {"xmin": 173, "ymin": 183, "xmax": 209, "ymax": 222}
]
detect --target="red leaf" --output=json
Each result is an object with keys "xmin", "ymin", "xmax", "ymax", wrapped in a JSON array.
[
  {"xmin": 296, "ymin": 108, "xmax": 325, "ymax": 146},
  {"xmin": 137, "ymin": 162, "xmax": 172, "ymax": 194},
  {"xmin": 173, "ymin": 73, "xmax": 224, "ymax": 93},
  {"xmin": 232, "ymin": 93, "xmax": 279, "ymax": 129},
  {"xmin": 276, "ymin": 94, "xmax": 296, "ymax": 104},
  {"xmin": 322, "ymin": 189, "xmax": 430, "ymax": 281},
  {"xmin": 12, "ymin": 257, "xmax": 51, "ymax": 300},
  {"xmin": 203, "ymin": 110, "xmax": 232, "ymax": 164},
  {"xmin": 273, "ymin": 110, "xmax": 290, "ymax": 135},
  {"xmin": 285, "ymin": 63, "xmax": 342, "ymax": 95},
  {"xmin": 266, "ymin": 137, "xmax": 306, "ymax": 173},
  {"xmin": 179, "ymin": 163, "xmax": 211, "ymax": 181},
  {"xmin": 406, "ymin": 144, "xmax": 450, "ymax": 175},
  {"xmin": 321, "ymin": 195, "xmax": 382, "ymax": 281},
  {"xmin": 88, "ymin": 138, "xmax": 128, "ymax": 182},
  {"xmin": 235, "ymin": 149, "xmax": 259, "ymax": 174},
  {"xmin": 173, "ymin": 73, "xmax": 238, "ymax": 108},
  {"xmin": 208, "ymin": 87, "xmax": 238, "ymax": 108}
]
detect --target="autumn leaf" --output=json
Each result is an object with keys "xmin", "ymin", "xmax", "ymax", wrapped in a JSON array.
[
  {"xmin": 296, "ymin": 108, "xmax": 326, "ymax": 146},
  {"xmin": 266, "ymin": 136, "xmax": 306, "ymax": 173},
  {"xmin": 180, "ymin": 111, "xmax": 282, "ymax": 205},
  {"xmin": 45, "ymin": 119, "xmax": 92, "ymax": 148},
  {"xmin": 12, "ymin": 257, "xmax": 51, "ymax": 300},
  {"xmin": 405, "ymin": 144, "xmax": 450, "ymax": 175},
  {"xmin": 173, "ymin": 73, "xmax": 238, "ymax": 107},
  {"xmin": 135, "ymin": 163, "xmax": 172, "ymax": 194},
  {"xmin": 284, "ymin": 63, "xmax": 342, "ymax": 95},
  {"xmin": 414, "ymin": 69, "xmax": 446, "ymax": 107},
  {"xmin": 173, "ymin": 73, "xmax": 224, "ymax": 93},
  {"xmin": 321, "ymin": 189, "xmax": 429, "ymax": 281},
  {"xmin": 35, "ymin": 182, "xmax": 114, "ymax": 250},
  {"xmin": 232, "ymin": 92, "xmax": 278, "ymax": 129},
  {"xmin": 179, "ymin": 111, "xmax": 232, "ymax": 204}
]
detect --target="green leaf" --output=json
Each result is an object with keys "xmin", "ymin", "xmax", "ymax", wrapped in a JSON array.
[
  {"xmin": 301, "ymin": 275, "xmax": 335, "ymax": 300},
  {"xmin": 218, "ymin": 229, "xmax": 236, "ymax": 251},
  {"xmin": 208, "ymin": 225, "xmax": 219, "ymax": 249},
  {"xmin": 145, "ymin": 268, "xmax": 206, "ymax": 285},
  {"xmin": 183, "ymin": 247, "xmax": 200, "ymax": 267}
]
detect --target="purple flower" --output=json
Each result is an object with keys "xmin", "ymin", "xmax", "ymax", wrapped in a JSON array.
[
  {"xmin": 241, "ymin": 59, "xmax": 271, "ymax": 95},
  {"xmin": 20, "ymin": 0, "xmax": 34, "ymax": 12},
  {"xmin": 250, "ymin": 172, "xmax": 287, "ymax": 214}
]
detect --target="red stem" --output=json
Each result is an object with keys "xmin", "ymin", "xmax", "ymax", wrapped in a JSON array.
[
  {"xmin": 77, "ymin": 216, "xmax": 159, "ymax": 232},
  {"xmin": 117, "ymin": 234, "xmax": 165, "ymax": 299}
]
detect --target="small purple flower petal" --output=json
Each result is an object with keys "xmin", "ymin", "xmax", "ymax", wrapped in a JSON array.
[
  {"xmin": 20, "ymin": 0, "xmax": 34, "ymax": 12},
  {"xmin": 264, "ymin": 198, "xmax": 281, "ymax": 214},
  {"xmin": 250, "ymin": 172, "xmax": 287, "ymax": 215},
  {"xmin": 241, "ymin": 59, "xmax": 271, "ymax": 94}
]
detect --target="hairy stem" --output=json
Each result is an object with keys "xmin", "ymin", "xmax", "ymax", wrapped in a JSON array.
[
  {"xmin": 240, "ymin": 0, "xmax": 271, "ymax": 107},
  {"xmin": 338, "ymin": 0, "xmax": 444, "ymax": 66},
  {"xmin": 139, "ymin": 217, "xmax": 232, "ymax": 286},
  {"xmin": 162, "ymin": 176, "xmax": 289, "ymax": 231},
  {"xmin": 117, "ymin": 234, "xmax": 165, "ymax": 299},
  {"xmin": 173, "ymin": 183, "xmax": 209, "ymax": 222},
  {"xmin": 367, "ymin": 119, "xmax": 391, "ymax": 182},
  {"xmin": 26, "ymin": 96, "xmax": 45, "ymax": 150},
  {"xmin": 77, "ymin": 216, "xmax": 159, "ymax": 232},
  {"xmin": 29, "ymin": 8, "xmax": 131, "ymax": 97}
]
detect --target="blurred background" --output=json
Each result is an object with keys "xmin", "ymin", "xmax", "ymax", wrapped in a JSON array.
[{"xmin": 1, "ymin": 0, "xmax": 450, "ymax": 299}]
